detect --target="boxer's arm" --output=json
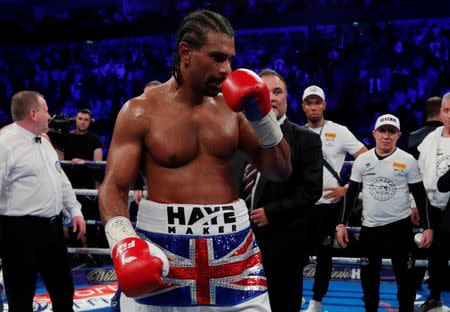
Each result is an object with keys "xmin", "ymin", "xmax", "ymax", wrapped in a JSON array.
[
  {"xmin": 99, "ymin": 103, "xmax": 170, "ymax": 298},
  {"xmin": 99, "ymin": 100, "xmax": 143, "ymax": 223}
]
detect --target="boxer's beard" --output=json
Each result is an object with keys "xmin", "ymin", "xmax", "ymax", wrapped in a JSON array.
[{"xmin": 205, "ymin": 78, "xmax": 223, "ymax": 97}]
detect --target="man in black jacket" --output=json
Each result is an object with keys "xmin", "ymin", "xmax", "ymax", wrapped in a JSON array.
[
  {"xmin": 238, "ymin": 69, "xmax": 323, "ymax": 312},
  {"xmin": 407, "ymin": 96, "xmax": 442, "ymax": 159}
]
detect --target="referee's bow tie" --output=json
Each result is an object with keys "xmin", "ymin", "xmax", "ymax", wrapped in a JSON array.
[{"xmin": 34, "ymin": 136, "xmax": 42, "ymax": 143}]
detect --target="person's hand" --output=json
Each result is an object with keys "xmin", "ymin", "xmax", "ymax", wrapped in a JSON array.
[
  {"xmin": 410, "ymin": 207, "xmax": 420, "ymax": 226},
  {"xmin": 133, "ymin": 190, "xmax": 143, "ymax": 205},
  {"xmin": 71, "ymin": 158, "xmax": 84, "ymax": 164},
  {"xmin": 249, "ymin": 208, "xmax": 269, "ymax": 227},
  {"xmin": 336, "ymin": 225, "xmax": 349, "ymax": 248},
  {"xmin": 323, "ymin": 186, "xmax": 347, "ymax": 200},
  {"xmin": 72, "ymin": 216, "xmax": 86, "ymax": 240},
  {"xmin": 418, "ymin": 229, "xmax": 433, "ymax": 248}
]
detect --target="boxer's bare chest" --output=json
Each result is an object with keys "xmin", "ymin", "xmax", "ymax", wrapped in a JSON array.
[{"xmin": 143, "ymin": 100, "xmax": 238, "ymax": 167}]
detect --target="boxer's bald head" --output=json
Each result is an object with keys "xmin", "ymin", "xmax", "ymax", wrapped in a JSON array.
[{"xmin": 172, "ymin": 9, "xmax": 234, "ymax": 87}]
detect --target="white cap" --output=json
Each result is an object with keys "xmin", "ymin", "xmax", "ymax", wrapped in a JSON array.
[
  {"xmin": 302, "ymin": 85, "xmax": 325, "ymax": 101},
  {"xmin": 374, "ymin": 114, "xmax": 400, "ymax": 131}
]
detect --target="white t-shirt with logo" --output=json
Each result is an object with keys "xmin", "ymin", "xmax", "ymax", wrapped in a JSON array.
[
  {"xmin": 429, "ymin": 137, "xmax": 450, "ymax": 208},
  {"xmin": 308, "ymin": 120, "xmax": 364, "ymax": 204},
  {"xmin": 351, "ymin": 148, "xmax": 422, "ymax": 227}
]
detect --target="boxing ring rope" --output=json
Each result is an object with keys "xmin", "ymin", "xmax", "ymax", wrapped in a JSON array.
[
  {"xmin": 64, "ymin": 161, "xmax": 445, "ymax": 269},
  {"xmin": 74, "ymin": 189, "xmax": 147, "ymax": 198},
  {"xmin": 59, "ymin": 160, "xmax": 107, "ymax": 167},
  {"xmin": 65, "ymin": 246, "xmax": 448, "ymax": 268},
  {"xmin": 60, "ymin": 160, "xmax": 354, "ymax": 167},
  {"xmin": 67, "ymin": 247, "xmax": 110, "ymax": 255}
]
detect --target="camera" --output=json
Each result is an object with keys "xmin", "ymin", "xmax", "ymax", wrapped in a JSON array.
[{"xmin": 47, "ymin": 114, "xmax": 75, "ymax": 149}]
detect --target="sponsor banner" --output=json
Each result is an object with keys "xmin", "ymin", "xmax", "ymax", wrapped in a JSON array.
[
  {"xmin": 303, "ymin": 263, "xmax": 395, "ymax": 281},
  {"xmin": 3, "ymin": 283, "xmax": 117, "ymax": 311},
  {"xmin": 33, "ymin": 283, "xmax": 116, "ymax": 311},
  {"xmin": 72, "ymin": 266, "xmax": 117, "ymax": 285}
]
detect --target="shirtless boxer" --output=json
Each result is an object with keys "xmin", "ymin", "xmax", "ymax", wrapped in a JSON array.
[{"xmin": 98, "ymin": 10, "xmax": 291, "ymax": 311}]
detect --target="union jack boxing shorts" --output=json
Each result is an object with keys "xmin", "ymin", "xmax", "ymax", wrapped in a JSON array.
[{"xmin": 111, "ymin": 199, "xmax": 271, "ymax": 311}]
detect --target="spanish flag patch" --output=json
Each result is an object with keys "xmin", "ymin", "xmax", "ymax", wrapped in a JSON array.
[
  {"xmin": 324, "ymin": 132, "xmax": 336, "ymax": 138},
  {"xmin": 393, "ymin": 162, "xmax": 407, "ymax": 169}
]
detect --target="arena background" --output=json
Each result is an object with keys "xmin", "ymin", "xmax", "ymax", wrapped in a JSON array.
[
  {"xmin": 1, "ymin": 0, "xmax": 450, "ymax": 154},
  {"xmin": 1, "ymin": 0, "xmax": 450, "ymax": 311}
]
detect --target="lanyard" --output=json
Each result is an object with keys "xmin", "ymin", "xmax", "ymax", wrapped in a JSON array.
[{"xmin": 306, "ymin": 120, "xmax": 327, "ymax": 137}]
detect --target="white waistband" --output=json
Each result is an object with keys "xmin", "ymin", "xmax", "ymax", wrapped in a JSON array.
[{"xmin": 136, "ymin": 199, "xmax": 250, "ymax": 235}]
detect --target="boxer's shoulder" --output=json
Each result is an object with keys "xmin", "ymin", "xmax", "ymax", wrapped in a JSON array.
[{"xmin": 143, "ymin": 82, "xmax": 171, "ymax": 102}]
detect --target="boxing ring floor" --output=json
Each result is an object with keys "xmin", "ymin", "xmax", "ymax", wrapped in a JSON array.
[
  {"xmin": 302, "ymin": 279, "xmax": 450, "ymax": 312},
  {"xmin": 2, "ymin": 264, "xmax": 449, "ymax": 311}
]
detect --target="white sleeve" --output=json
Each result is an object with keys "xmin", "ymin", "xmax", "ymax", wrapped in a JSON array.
[
  {"xmin": 407, "ymin": 157, "xmax": 423, "ymax": 184},
  {"xmin": 342, "ymin": 126, "xmax": 365, "ymax": 155},
  {"xmin": 0, "ymin": 143, "xmax": 11, "ymax": 195},
  {"xmin": 350, "ymin": 156, "xmax": 363, "ymax": 183},
  {"xmin": 60, "ymin": 168, "xmax": 83, "ymax": 218}
]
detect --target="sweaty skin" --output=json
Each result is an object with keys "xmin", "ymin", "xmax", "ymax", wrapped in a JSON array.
[{"xmin": 99, "ymin": 31, "xmax": 291, "ymax": 223}]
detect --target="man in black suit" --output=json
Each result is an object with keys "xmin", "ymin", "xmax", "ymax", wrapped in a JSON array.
[
  {"xmin": 239, "ymin": 69, "xmax": 323, "ymax": 312},
  {"xmin": 407, "ymin": 96, "xmax": 442, "ymax": 159}
]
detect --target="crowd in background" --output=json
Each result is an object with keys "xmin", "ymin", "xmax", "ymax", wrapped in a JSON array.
[
  {"xmin": 1, "ymin": 4, "xmax": 450, "ymax": 311},
  {"xmin": 1, "ymin": 10, "xmax": 450, "ymax": 157}
]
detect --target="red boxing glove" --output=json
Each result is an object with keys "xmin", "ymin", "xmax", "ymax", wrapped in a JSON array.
[
  {"xmin": 222, "ymin": 68, "xmax": 283, "ymax": 148},
  {"xmin": 105, "ymin": 217, "xmax": 169, "ymax": 298},
  {"xmin": 222, "ymin": 68, "xmax": 271, "ymax": 121},
  {"xmin": 112, "ymin": 237, "xmax": 169, "ymax": 298}
]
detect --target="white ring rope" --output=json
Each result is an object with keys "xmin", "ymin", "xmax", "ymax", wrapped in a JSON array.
[
  {"xmin": 60, "ymin": 160, "xmax": 355, "ymax": 169},
  {"xmin": 308, "ymin": 257, "xmax": 436, "ymax": 267},
  {"xmin": 59, "ymin": 160, "xmax": 107, "ymax": 167},
  {"xmin": 74, "ymin": 189, "xmax": 147, "ymax": 198},
  {"xmin": 68, "ymin": 247, "xmax": 110, "ymax": 255},
  {"xmin": 65, "ymin": 247, "xmax": 448, "ymax": 267},
  {"xmin": 85, "ymin": 220, "xmax": 136, "ymax": 226}
]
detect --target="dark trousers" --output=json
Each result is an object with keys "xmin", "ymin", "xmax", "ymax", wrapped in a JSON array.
[
  {"xmin": 254, "ymin": 225, "xmax": 305, "ymax": 312},
  {"xmin": 2, "ymin": 215, "xmax": 74, "ymax": 312},
  {"xmin": 428, "ymin": 206, "xmax": 450, "ymax": 300},
  {"xmin": 359, "ymin": 217, "xmax": 415, "ymax": 312},
  {"xmin": 309, "ymin": 202, "xmax": 341, "ymax": 302}
]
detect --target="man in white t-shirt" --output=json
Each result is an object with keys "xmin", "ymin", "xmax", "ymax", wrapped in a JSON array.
[
  {"xmin": 336, "ymin": 114, "xmax": 433, "ymax": 312},
  {"xmin": 415, "ymin": 92, "xmax": 450, "ymax": 312},
  {"xmin": 302, "ymin": 85, "xmax": 367, "ymax": 312}
]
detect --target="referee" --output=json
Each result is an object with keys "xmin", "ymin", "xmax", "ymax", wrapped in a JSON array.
[
  {"xmin": 0, "ymin": 91, "xmax": 86, "ymax": 311},
  {"xmin": 336, "ymin": 114, "xmax": 433, "ymax": 312}
]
